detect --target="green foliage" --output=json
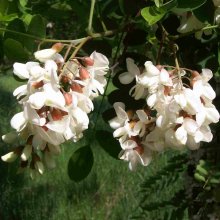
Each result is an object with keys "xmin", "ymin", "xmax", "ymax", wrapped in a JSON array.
[
  {"xmin": 68, "ymin": 145, "xmax": 94, "ymax": 182},
  {"xmin": 131, "ymin": 152, "xmax": 188, "ymax": 219},
  {"xmin": 96, "ymin": 130, "xmax": 121, "ymax": 159},
  {"xmin": 3, "ymin": 38, "xmax": 29, "ymax": 61}
]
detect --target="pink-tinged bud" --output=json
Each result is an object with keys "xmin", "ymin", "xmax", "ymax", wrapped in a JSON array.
[
  {"xmin": 156, "ymin": 65, "xmax": 163, "ymax": 71},
  {"xmin": 191, "ymin": 70, "xmax": 200, "ymax": 78},
  {"xmin": 63, "ymin": 92, "xmax": 72, "ymax": 105},
  {"xmin": 79, "ymin": 68, "xmax": 90, "ymax": 80},
  {"xmin": 32, "ymin": 80, "xmax": 44, "ymax": 89},
  {"xmin": 52, "ymin": 43, "xmax": 64, "ymax": 53},
  {"xmin": 42, "ymin": 126, "xmax": 48, "ymax": 132},
  {"xmin": 51, "ymin": 109, "xmax": 63, "ymax": 121},
  {"xmin": 83, "ymin": 57, "xmax": 94, "ymax": 66},
  {"xmin": 71, "ymin": 82, "xmax": 83, "ymax": 93},
  {"xmin": 164, "ymin": 86, "xmax": 171, "ymax": 96}
]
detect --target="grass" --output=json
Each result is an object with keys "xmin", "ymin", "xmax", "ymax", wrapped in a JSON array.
[{"xmin": 0, "ymin": 71, "xmax": 187, "ymax": 220}]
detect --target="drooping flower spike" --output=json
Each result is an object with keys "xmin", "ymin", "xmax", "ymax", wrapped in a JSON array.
[
  {"xmin": 109, "ymin": 58, "xmax": 219, "ymax": 170},
  {"xmin": 1, "ymin": 44, "xmax": 109, "ymax": 177}
]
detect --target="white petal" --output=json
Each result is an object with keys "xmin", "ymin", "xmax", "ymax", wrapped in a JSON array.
[
  {"xmin": 144, "ymin": 61, "xmax": 160, "ymax": 76},
  {"xmin": 201, "ymin": 69, "xmax": 213, "ymax": 82},
  {"xmin": 113, "ymin": 127, "xmax": 126, "ymax": 138},
  {"xmin": 10, "ymin": 112, "xmax": 27, "ymax": 132},
  {"xmin": 175, "ymin": 126, "xmax": 187, "ymax": 145},
  {"xmin": 90, "ymin": 51, "xmax": 109, "ymax": 69},
  {"xmin": 46, "ymin": 116, "xmax": 69, "ymax": 133},
  {"xmin": 119, "ymin": 72, "xmax": 134, "ymax": 84},
  {"xmin": 136, "ymin": 110, "xmax": 149, "ymax": 123},
  {"xmin": 183, "ymin": 118, "xmax": 198, "ymax": 135},
  {"xmin": 147, "ymin": 93, "xmax": 157, "ymax": 108},
  {"xmin": 121, "ymin": 140, "xmax": 137, "ymax": 150},
  {"xmin": 205, "ymin": 107, "xmax": 220, "ymax": 124},
  {"xmin": 203, "ymin": 84, "xmax": 216, "ymax": 100},
  {"xmin": 13, "ymin": 63, "xmax": 29, "ymax": 79},
  {"xmin": 126, "ymin": 58, "xmax": 140, "ymax": 76},
  {"xmin": 34, "ymin": 49, "xmax": 57, "ymax": 62},
  {"xmin": 200, "ymin": 126, "xmax": 213, "ymax": 142},
  {"xmin": 160, "ymin": 68, "xmax": 170, "ymax": 85},
  {"xmin": 28, "ymin": 92, "xmax": 46, "ymax": 109},
  {"xmin": 109, "ymin": 117, "xmax": 124, "ymax": 129},
  {"xmin": 13, "ymin": 85, "xmax": 27, "ymax": 97}
]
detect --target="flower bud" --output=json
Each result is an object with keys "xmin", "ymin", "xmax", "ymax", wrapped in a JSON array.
[
  {"xmin": 35, "ymin": 161, "xmax": 44, "ymax": 174},
  {"xmin": 83, "ymin": 57, "xmax": 94, "ymax": 66},
  {"xmin": 63, "ymin": 92, "xmax": 72, "ymax": 105},
  {"xmin": 71, "ymin": 82, "xmax": 83, "ymax": 93},
  {"xmin": 1, "ymin": 151, "xmax": 18, "ymax": 162},
  {"xmin": 79, "ymin": 68, "xmax": 90, "ymax": 80},
  {"xmin": 52, "ymin": 43, "xmax": 64, "ymax": 53},
  {"xmin": 21, "ymin": 145, "xmax": 32, "ymax": 161}
]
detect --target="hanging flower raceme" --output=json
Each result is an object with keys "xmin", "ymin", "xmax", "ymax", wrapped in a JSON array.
[
  {"xmin": 1, "ymin": 43, "xmax": 109, "ymax": 178},
  {"xmin": 109, "ymin": 58, "xmax": 219, "ymax": 170}
]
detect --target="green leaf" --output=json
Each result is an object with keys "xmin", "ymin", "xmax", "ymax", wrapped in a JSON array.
[
  {"xmin": 96, "ymin": 130, "xmax": 121, "ymax": 159},
  {"xmin": 141, "ymin": 6, "xmax": 166, "ymax": 25},
  {"xmin": 194, "ymin": 172, "xmax": 206, "ymax": 182},
  {"xmin": 27, "ymin": 14, "xmax": 46, "ymax": 38},
  {"xmin": 4, "ymin": 18, "xmax": 26, "ymax": 45},
  {"xmin": 173, "ymin": 0, "xmax": 207, "ymax": 13},
  {"xmin": 25, "ymin": 14, "xmax": 46, "ymax": 51},
  {"xmin": 0, "ymin": 0, "xmax": 9, "ymax": 14},
  {"xmin": 193, "ymin": 0, "xmax": 215, "ymax": 23},
  {"xmin": 19, "ymin": 0, "xmax": 28, "ymax": 8},
  {"xmin": 155, "ymin": 0, "xmax": 163, "ymax": 7},
  {"xmin": 0, "ymin": 13, "xmax": 18, "ymax": 22},
  {"xmin": 196, "ymin": 164, "xmax": 208, "ymax": 176},
  {"xmin": 3, "ymin": 38, "xmax": 29, "ymax": 61},
  {"xmin": 68, "ymin": 145, "xmax": 93, "ymax": 182}
]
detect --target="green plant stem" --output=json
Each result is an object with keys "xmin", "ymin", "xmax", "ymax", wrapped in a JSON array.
[
  {"xmin": 170, "ymin": 25, "xmax": 219, "ymax": 40},
  {"xmin": 88, "ymin": 0, "xmax": 96, "ymax": 34},
  {"xmin": 0, "ymin": 28, "xmax": 117, "ymax": 45}
]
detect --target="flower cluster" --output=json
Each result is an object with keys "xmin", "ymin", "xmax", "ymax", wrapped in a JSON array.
[
  {"xmin": 109, "ymin": 58, "xmax": 219, "ymax": 170},
  {"xmin": 1, "ymin": 43, "xmax": 109, "ymax": 177}
]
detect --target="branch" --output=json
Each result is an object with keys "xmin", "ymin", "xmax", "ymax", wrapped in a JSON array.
[
  {"xmin": 0, "ymin": 28, "xmax": 118, "ymax": 45},
  {"xmin": 88, "ymin": 0, "xmax": 96, "ymax": 34},
  {"xmin": 169, "ymin": 25, "xmax": 219, "ymax": 40}
]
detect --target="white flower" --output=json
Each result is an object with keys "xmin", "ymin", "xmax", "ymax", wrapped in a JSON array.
[
  {"xmin": 109, "ymin": 102, "xmax": 128, "ymax": 129},
  {"xmin": 193, "ymin": 69, "xmax": 216, "ymax": 101},
  {"xmin": 119, "ymin": 145, "xmax": 152, "ymax": 171},
  {"xmin": 119, "ymin": 58, "xmax": 140, "ymax": 84}
]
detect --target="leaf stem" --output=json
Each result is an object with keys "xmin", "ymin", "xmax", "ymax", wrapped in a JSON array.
[
  {"xmin": 170, "ymin": 25, "xmax": 219, "ymax": 40},
  {"xmin": 88, "ymin": 0, "xmax": 96, "ymax": 34},
  {"xmin": 0, "ymin": 28, "xmax": 117, "ymax": 45}
]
